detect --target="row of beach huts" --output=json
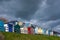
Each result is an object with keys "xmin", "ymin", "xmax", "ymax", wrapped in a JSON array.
[{"xmin": 0, "ymin": 17, "xmax": 60, "ymax": 36}]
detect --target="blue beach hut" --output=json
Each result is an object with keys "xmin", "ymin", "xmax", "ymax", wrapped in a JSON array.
[
  {"xmin": 42, "ymin": 29, "xmax": 47, "ymax": 34},
  {"xmin": 0, "ymin": 20, "xmax": 5, "ymax": 32},
  {"xmin": 8, "ymin": 23, "xmax": 13, "ymax": 32},
  {"xmin": 46, "ymin": 30, "xmax": 51, "ymax": 35}
]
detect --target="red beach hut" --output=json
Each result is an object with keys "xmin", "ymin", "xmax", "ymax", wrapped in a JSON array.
[{"xmin": 28, "ymin": 27, "xmax": 34, "ymax": 34}]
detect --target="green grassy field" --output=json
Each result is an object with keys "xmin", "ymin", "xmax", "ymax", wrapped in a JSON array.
[{"xmin": 0, "ymin": 32, "xmax": 60, "ymax": 40}]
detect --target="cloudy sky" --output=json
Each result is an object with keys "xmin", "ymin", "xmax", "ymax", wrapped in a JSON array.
[{"xmin": 0, "ymin": 0, "xmax": 60, "ymax": 32}]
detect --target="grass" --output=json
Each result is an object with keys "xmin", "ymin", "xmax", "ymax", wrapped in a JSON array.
[{"xmin": 0, "ymin": 32, "xmax": 60, "ymax": 40}]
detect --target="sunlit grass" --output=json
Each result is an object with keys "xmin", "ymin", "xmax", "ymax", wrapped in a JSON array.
[{"xmin": 1, "ymin": 32, "xmax": 60, "ymax": 40}]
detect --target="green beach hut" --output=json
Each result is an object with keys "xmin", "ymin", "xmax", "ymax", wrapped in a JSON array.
[{"xmin": 14, "ymin": 24, "xmax": 20, "ymax": 33}]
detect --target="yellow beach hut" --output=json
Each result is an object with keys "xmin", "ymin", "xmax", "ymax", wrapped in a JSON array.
[{"xmin": 38, "ymin": 27, "xmax": 43, "ymax": 34}]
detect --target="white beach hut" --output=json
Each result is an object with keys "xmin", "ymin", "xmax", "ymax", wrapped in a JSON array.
[{"xmin": 4, "ymin": 24, "xmax": 9, "ymax": 32}]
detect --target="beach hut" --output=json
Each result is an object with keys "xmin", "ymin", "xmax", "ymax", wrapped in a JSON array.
[
  {"xmin": 28, "ymin": 27, "xmax": 34, "ymax": 34},
  {"xmin": 50, "ymin": 31, "xmax": 53, "ymax": 35},
  {"xmin": 8, "ymin": 21, "xmax": 18, "ymax": 32},
  {"xmin": 20, "ymin": 26, "xmax": 28, "ymax": 34},
  {"xmin": 14, "ymin": 24, "xmax": 20, "ymax": 33},
  {"xmin": 53, "ymin": 31, "xmax": 60, "ymax": 36},
  {"xmin": 8, "ymin": 23, "xmax": 13, "ymax": 32},
  {"xmin": 38, "ymin": 27, "xmax": 43, "ymax": 34},
  {"xmin": 46, "ymin": 30, "xmax": 51, "ymax": 35},
  {"xmin": 20, "ymin": 28, "xmax": 24, "ymax": 34},
  {"xmin": 24, "ymin": 26, "xmax": 28, "ymax": 34},
  {"xmin": 0, "ymin": 20, "xmax": 5, "ymax": 32},
  {"xmin": 46, "ymin": 30, "xmax": 49, "ymax": 35},
  {"xmin": 4, "ymin": 24, "xmax": 9, "ymax": 32},
  {"xmin": 42, "ymin": 29, "xmax": 47, "ymax": 34},
  {"xmin": 35, "ymin": 27, "xmax": 38, "ymax": 34}
]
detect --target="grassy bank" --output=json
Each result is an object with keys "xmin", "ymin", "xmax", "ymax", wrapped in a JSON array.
[{"xmin": 0, "ymin": 32, "xmax": 60, "ymax": 40}]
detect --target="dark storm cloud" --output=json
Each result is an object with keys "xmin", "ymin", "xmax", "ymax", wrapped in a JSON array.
[
  {"xmin": 32, "ymin": 0, "xmax": 60, "ymax": 21},
  {"xmin": 31, "ymin": 0, "xmax": 60, "ymax": 31},
  {"xmin": 0, "ymin": 0, "xmax": 60, "ymax": 32},
  {"xmin": 16, "ymin": 0, "xmax": 40, "ymax": 20},
  {"xmin": 0, "ymin": 0, "xmax": 21, "ymax": 15},
  {"xmin": 0, "ymin": 0, "xmax": 24, "ymax": 21},
  {"xmin": 0, "ymin": 0, "xmax": 40, "ymax": 20}
]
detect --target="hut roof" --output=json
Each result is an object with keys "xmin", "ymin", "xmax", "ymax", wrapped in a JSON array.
[{"xmin": 0, "ymin": 17, "xmax": 8, "ymax": 23}]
